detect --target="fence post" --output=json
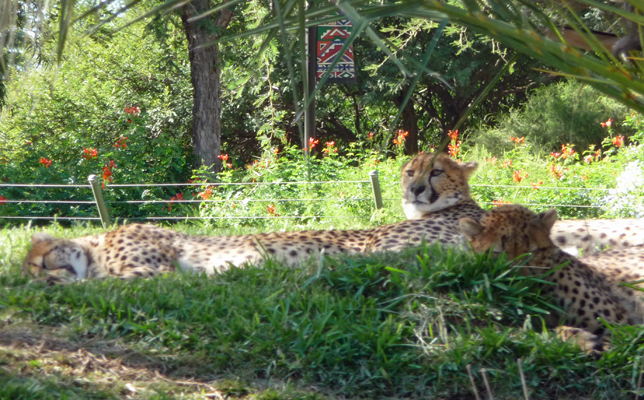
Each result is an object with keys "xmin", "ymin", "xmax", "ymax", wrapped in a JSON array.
[
  {"xmin": 368, "ymin": 170, "xmax": 384, "ymax": 210},
  {"xmin": 88, "ymin": 175, "xmax": 110, "ymax": 228}
]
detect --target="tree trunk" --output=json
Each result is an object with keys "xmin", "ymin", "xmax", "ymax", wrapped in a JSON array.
[
  {"xmin": 180, "ymin": 0, "xmax": 234, "ymax": 172},
  {"xmin": 393, "ymin": 92, "xmax": 419, "ymax": 155}
]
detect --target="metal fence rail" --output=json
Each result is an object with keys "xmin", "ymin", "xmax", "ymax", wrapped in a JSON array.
[
  {"xmin": 0, "ymin": 171, "xmax": 634, "ymax": 225},
  {"xmin": 0, "ymin": 173, "xmax": 385, "ymax": 226},
  {"xmin": 473, "ymin": 184, "xmax": 612, "ymax": 191}
]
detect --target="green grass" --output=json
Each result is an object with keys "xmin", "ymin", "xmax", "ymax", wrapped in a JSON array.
[{"xmin": 3, "ymin": 225, "xmax": 644, "ymax": 399}]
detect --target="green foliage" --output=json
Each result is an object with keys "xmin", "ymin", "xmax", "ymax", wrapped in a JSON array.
[
  {"xmin": 3, "ymin": 132, "xmax": 644, "ymax": 397},
  {"xmin": 468, "ymin": 127, "xmax": 633, "ymax": 219},
  {"xmin": 596, "ymin": 113, "xmax": 644, "ymax": 218},
  {"xmin": 354, "ymin": 19, "xmax": 550, "ymax": 150},
  {"xmin": 472, "ymin": 80, "xmax": 634, "ymax": 154},
  {"xmin": 2, "ymin": 115, "xmax": 644, "ymax": 225},
  {"xmin": 1, "ymin": 3, "xmax": 562, "ymax": 167},
  {"xmin": 0, "ymin": 2, "xmax": 642, "ymax": 227},
  {"xmin": 0, "ymin": 228, "xmax": 599, "ymax": 399},
  {"xmin": 186, "ymin": 143, "xmax": 399, "ymax": 229},
  {"xmin": 4, "ymin": 0, "xmax": 644, "ymax": 396},
  {"xmin": 0, "ymin": 24, "xmax": 193, "ymax": 173},
  {"xmin": 0, "ymin": 22, "xmax": 193, "ymax": 221}
]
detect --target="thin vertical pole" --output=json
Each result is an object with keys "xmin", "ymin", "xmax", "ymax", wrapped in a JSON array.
[
  {"xmin": 88, "ymin": 175, "xmax": 110, "ymax": 228},
  {"xmin": 304, "ymin": 23, "xmax": 316, "ymax": 182},
  {"xmin": 517, "ymin": 359, "xmax": 530, "ymax": 400},
  {"xmin": 369, "ymin": 170, "xmax": 383, "ymax": 210},
  {"xmin": 305, "ymin": 25, "xmax": 317, "ymax": 146}
]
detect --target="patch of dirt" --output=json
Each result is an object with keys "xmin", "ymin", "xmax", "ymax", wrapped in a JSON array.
[{"xmin": 0, "ymin": 325, "xmax": 226, "ymax": 398}]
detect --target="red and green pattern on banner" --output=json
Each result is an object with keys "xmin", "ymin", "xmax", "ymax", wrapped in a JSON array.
[{"xmin": 316, "ymin": 19, "xmax": 356, "ymax": 84}]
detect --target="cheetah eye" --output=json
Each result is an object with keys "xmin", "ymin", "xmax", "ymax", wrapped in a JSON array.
[
  {"xmin": 406, "ymin": 170, "xmax": 415, "ymax": 177},
  {"xmin": 430, "ymin": 169, "xmax": 444, "ymax": 177}
]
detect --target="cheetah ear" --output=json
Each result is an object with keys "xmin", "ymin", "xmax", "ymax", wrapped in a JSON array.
[
  {"xmin": 31, "ymin": 232, "xmax": 56, "ymax": 244},
  {"xmin": 459, "ymin": 161, "xmax": 479, "ymax": 179},
  {"xmin": 459, "ymin": 217, "xmax": 483, "ymax": 240},
  {"xmin": 537, "ymin": 208, "xmax": 558, "ymax": 231}
]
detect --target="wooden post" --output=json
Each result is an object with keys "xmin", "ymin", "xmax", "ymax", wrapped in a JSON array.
[
  {"xmin": 88, "ymin": 175, "xmax": 110, "ymax": 228},
  {"xmin": 369, "ymin": 170, "xmax": 383, "ymax": 210}
]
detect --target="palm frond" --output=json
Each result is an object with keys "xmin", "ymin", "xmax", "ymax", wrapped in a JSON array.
[{"xmin": 4, "ymin": 0, "xmax": 644, "ymax": 129}]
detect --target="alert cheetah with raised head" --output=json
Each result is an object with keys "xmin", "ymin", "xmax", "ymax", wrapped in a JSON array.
[
  {"xmin": 459, "ymin": 204, "xmax": 644, "ymax": 352},
  {"xmin": 23, "ymin": 153, "xmax": 485, "ymax": 284},
  {"xmin": 401, "ymin": 157, "xmax": 644, "ymax": 257}
]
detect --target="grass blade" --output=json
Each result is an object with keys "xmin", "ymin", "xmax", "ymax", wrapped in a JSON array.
[
  {"xmin": 273, "ymin": 0, "xmax": 303, "ymax": 139},
  {"xmin": 385, "ymin": 19, "xmax": 448, "ymax": 146},
  {"xmin": 187, "ymin": 0, "xmax": 247, "ymax": 22},
  {"xmin": 56, "ymin": 0, "xmax": 75, "ymax": 63}
]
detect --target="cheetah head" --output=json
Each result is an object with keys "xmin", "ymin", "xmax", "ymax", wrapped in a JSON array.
[
  {"xmin": 401, "ymin": 153, "xmax": 478, "ymax": 219},
  {"xmin": 22, "ymin": 233, "xmax": 88, "ymax": 283},
  {"xmin": 458, "ymin": 205, "xmax": 558, "ymax": 260}
]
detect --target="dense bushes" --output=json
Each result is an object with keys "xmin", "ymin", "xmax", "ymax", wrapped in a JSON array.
[
  {"xmin": 1, "ymin": 111, "xmax": 643, "ymax": 226},
  {"xmin": 472, "ymin": 80, "xmax": 634, "ymax": 154}
]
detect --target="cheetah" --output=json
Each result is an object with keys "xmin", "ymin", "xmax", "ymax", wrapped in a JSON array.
[
  {"xmin": 401, "ymin": 155, "xmax": 644, "ymax": 257},
  {"xmin": 367, "ymin": 153, "xmax": 484, "ymax": 252},
  {"xmin": 550, "ymin": 219, "xmax": 644, "ymax": 257},
  {"xmin": 458, "ymin": 204, "xmax": 644, "ymax": 352},
  {"xmin": 579, "ymin": 244, "xmax": 644, "ymax": 316},
  {"xmin": 23, "ymin": 153, "xmax": 485, "ymax": 284},
  {"xmin": 400, "ymin": 152, "xmax": 478, "ymax": 220},
  {"xmin": 23, "ymin": 224, "xmax": 371, "ymax": 284}
]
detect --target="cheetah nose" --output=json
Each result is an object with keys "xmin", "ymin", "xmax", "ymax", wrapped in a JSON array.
[{"xmin": 411, "ymin": 184, "xmax": 425, "ymax": 197}]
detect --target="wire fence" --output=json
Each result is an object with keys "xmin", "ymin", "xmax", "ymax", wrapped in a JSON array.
[
  {"xmin": 0, "ymin": 174, "xmax": 383, "ymax": 225},
  {"xmin": 0, "ymin": 172, "xmax": 636, "ymax": 224}
]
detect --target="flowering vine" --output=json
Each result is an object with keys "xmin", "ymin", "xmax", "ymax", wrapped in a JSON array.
[
  {"xmin": 83, "ymin": 148, "xmax": 98, "ymax": 160},
  {"xmin": 39, "ymin": 157, "xmax": 52, "ymax": 168},
  {"xmin": 447, "ymin": 130, "xmax": 461, "ymax": 158}
]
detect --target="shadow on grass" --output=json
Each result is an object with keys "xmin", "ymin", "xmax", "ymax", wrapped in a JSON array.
[{"xmin": 0, "ymin": 324, "xmax": 332, "ymax": 399}]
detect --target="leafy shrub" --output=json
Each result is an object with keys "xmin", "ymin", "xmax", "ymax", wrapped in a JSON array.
[
  {"xmin": 179, "ymin": 143, "xmax": 402, "ymax": 229},
  {"xmin": 472, "ymin": 79, "xmax": 633, "ymax": 155},
  {"xmin": 0, "ymin": 25, "xmax": 193, "ymax": 223}
]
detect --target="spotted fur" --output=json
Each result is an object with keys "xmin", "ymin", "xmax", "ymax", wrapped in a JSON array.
[
  {"xmin": 23, "ymin": 224, "xmax": 371, "ymax": 284},
  {"xmin": 579, "ymin": 245, "xmax": 644, "ymax": 317},
  {"xmin": 550, "ymin": 219, "xmax": 644, "ymax": 256},
  {"xmin": 366, "ymin": 200, "xmax": 483, "ymax": 252},
  {"xmin": 459, "ymin": 205, "xmax": 643, "ymax": 353}
]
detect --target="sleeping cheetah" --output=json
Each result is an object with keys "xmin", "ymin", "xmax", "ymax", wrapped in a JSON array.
[
  {"xmin": 23, "ymin": 224, "xmax": 372, "ymax": 284},
  {"xmin": 401, "ymin": 155, "xmax": 644, "ymax": 257},
  {"xmin": 459, "ymin": 205, "xmax": 644, "ymax": 352},
  {"xmin": 23, "ymin": 153, "xmax": 485, "ymax": 284}
]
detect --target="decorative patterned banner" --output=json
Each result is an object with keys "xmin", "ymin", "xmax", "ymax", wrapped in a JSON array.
[{"xmin": 316, "ymin": 19, "xmax": 357, "ymax": 84}]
